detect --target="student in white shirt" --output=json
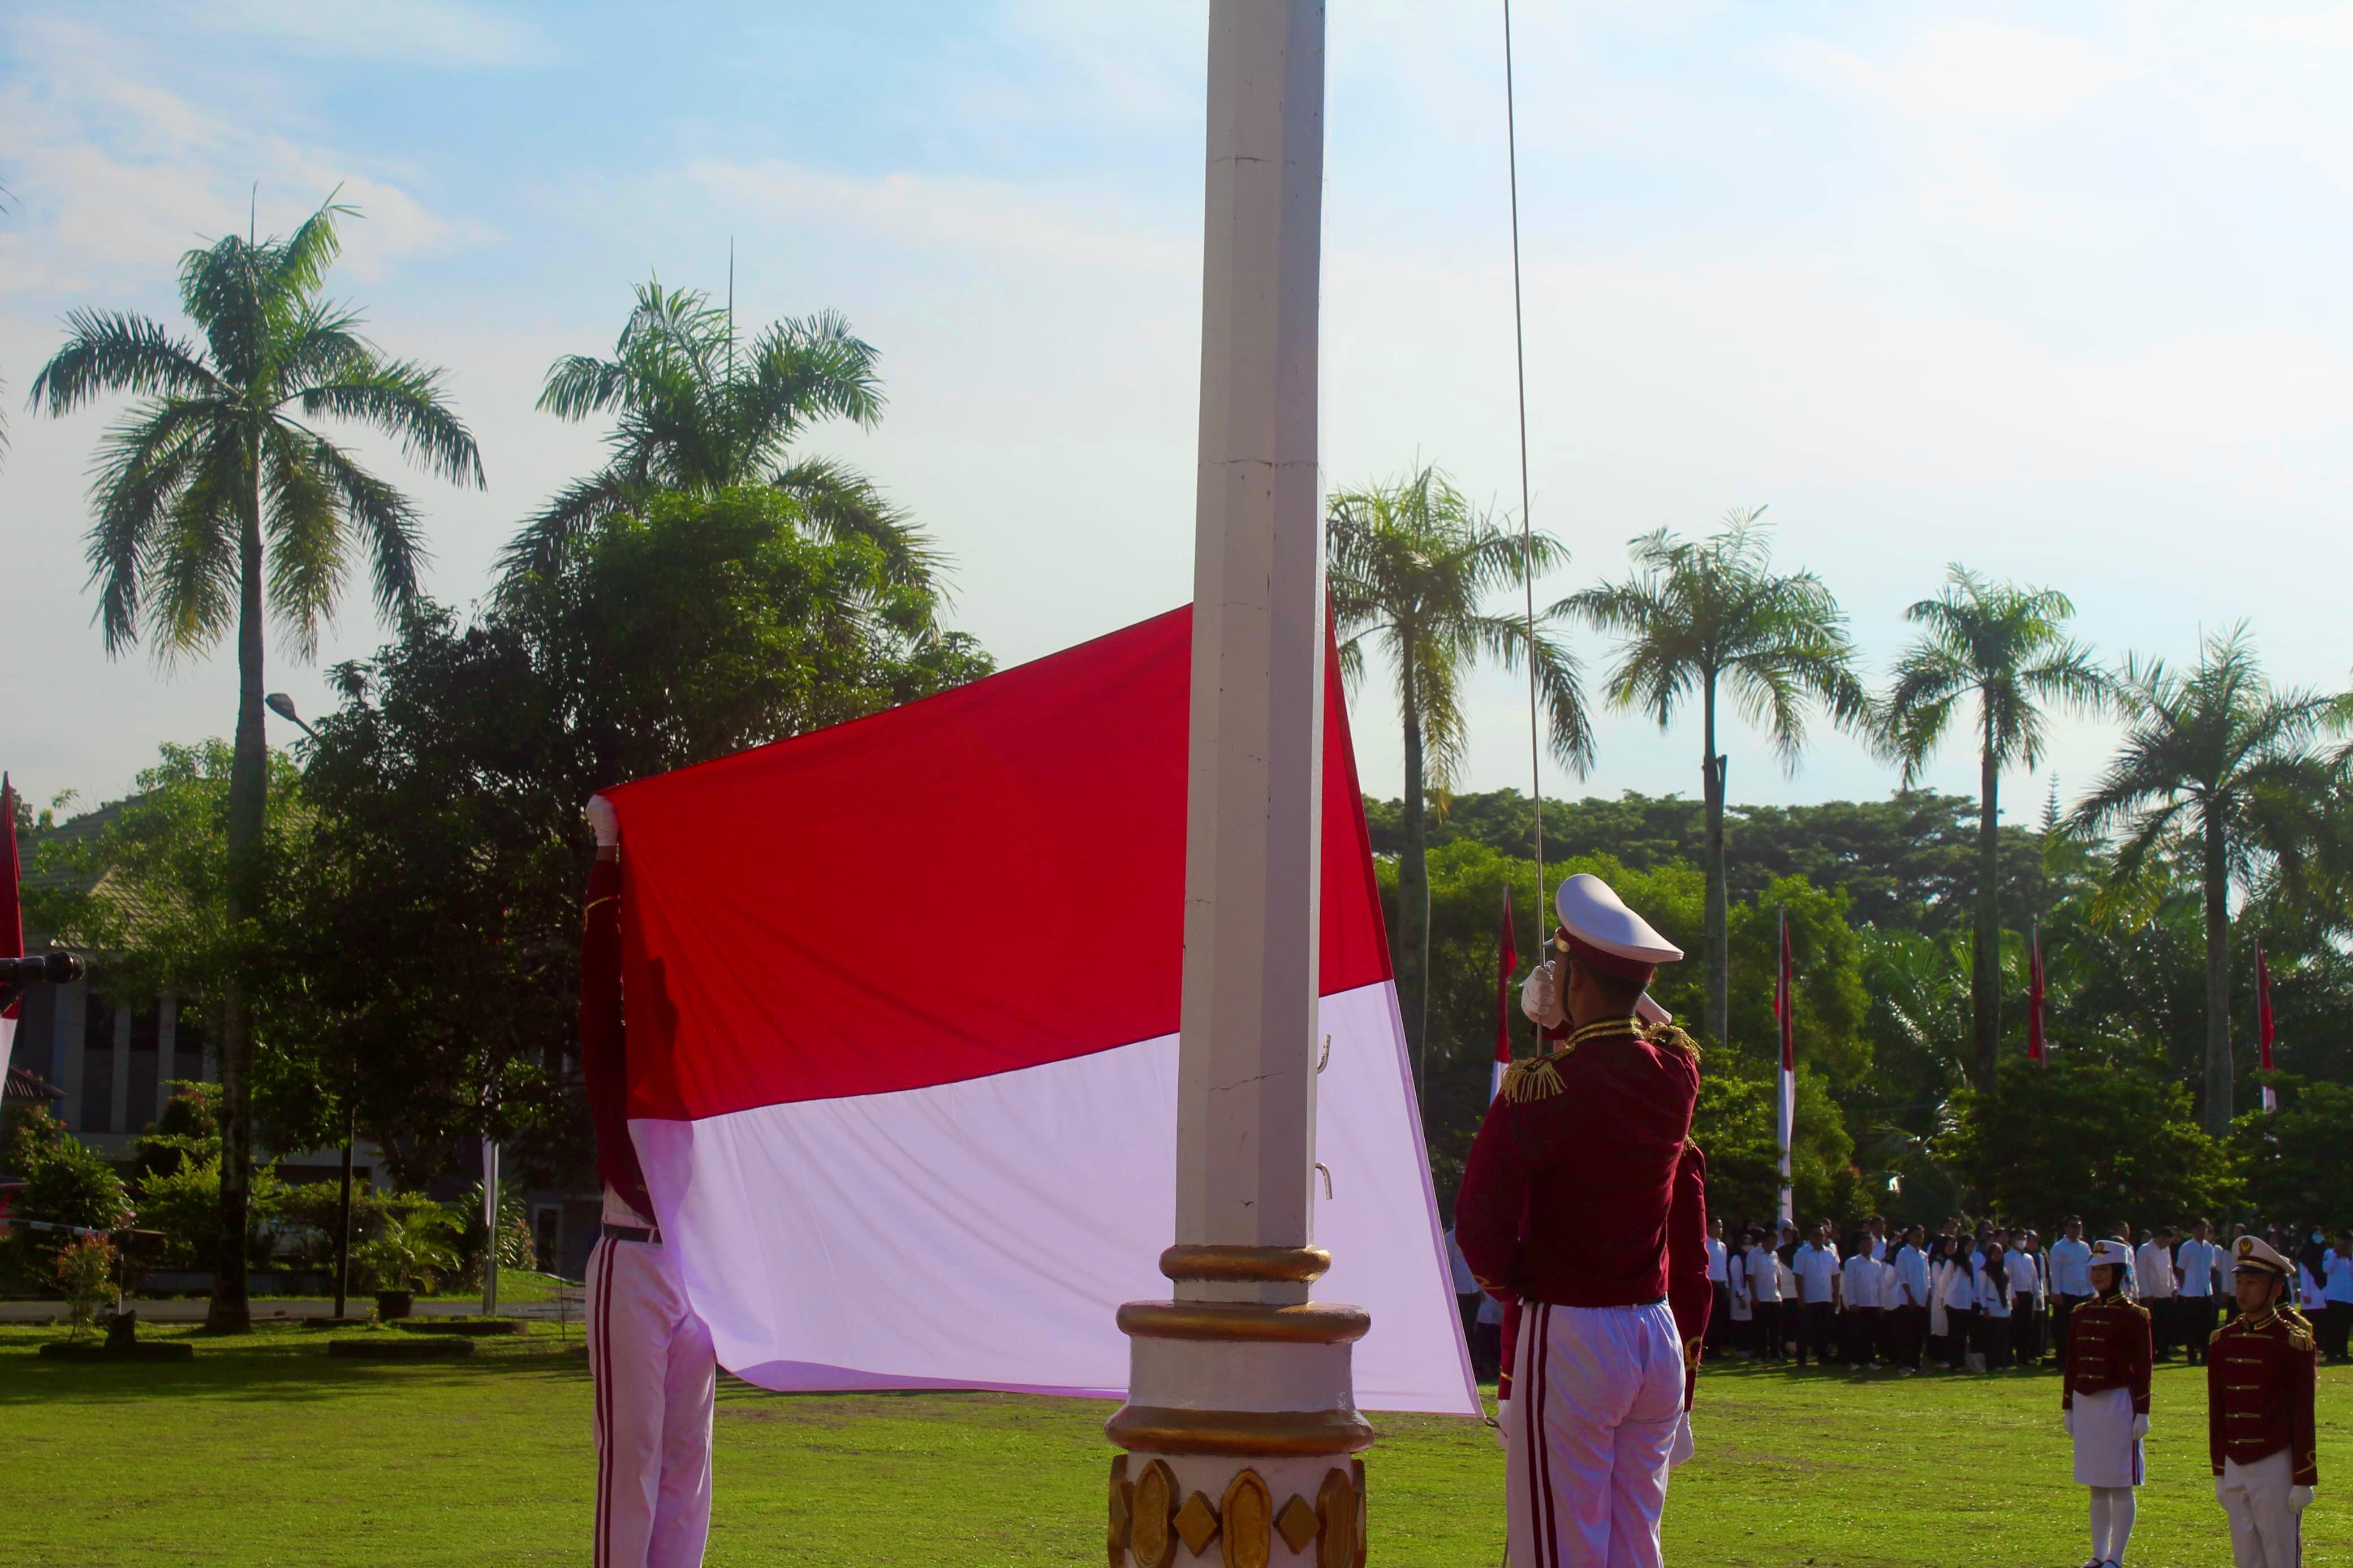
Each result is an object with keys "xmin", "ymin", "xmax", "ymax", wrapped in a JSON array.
[
  {"xmin": 1976, "ymin": 1233, "xmax": 2012, "ymax": 1370},
  {"xmin": 1726, "ymin": 1233, "xmax": 1755, "ymax": 1357},
  {"xmin": 1891, "ymin": 1224, "xmax": 1932, "ymax": 1374},
  {"xmin": 1792, "ymin": 1223, "xmax": 1841, "ymax": 1367},
  {"xmin": 1841, "ymin": 1232, "xmax": 1882, "ymax": 1368},
  {"xmin": 1934, "ymin": 1236, "xmax": 1977, "ymax": 1371},
  {"xmin": 1747, "ymin": 1232, "xmax": 1785, "ymax": 1362},
  {"xmin": 2325, "ymin": 1229, "xmax": 2353, "ymax": 1364},
  {"xmin": 2136, "ymin": 1226, "xmax": 2178, "ymax": 1363},
  {"xmin": 1704, "ymin": 1216, "xmax": 1730, "ymax": 1358},
  {"xmin": 2175, "ymin": 1217, "xmax": 2221, "ymax": 1364},
  {"xmin": 2049, "ymin": 1216, "xmax": 2095, "ymax": 1357},
  {"xmin": 2005, "ymin": 1235, "xmax": 2045, "ymax": 1367}
]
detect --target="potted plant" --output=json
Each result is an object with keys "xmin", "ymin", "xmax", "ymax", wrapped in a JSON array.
[{"xmin": 352, "ymin": 1210, "xmax": 460, "ymax": 1320}]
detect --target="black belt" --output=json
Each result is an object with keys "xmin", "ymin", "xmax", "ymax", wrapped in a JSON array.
[{"xmin": 602, "ymin": 1223, "xmax": 661, "ymax": 1245}]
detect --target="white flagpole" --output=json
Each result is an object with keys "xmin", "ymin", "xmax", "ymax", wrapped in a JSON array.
[
  {"xmin": 1776, "ymin": 906, "xmax": 1794, "ymax": 1228},
  {"xmin": 481, "ymin": 1139, "xmax": 500, "ymax": 1318}
]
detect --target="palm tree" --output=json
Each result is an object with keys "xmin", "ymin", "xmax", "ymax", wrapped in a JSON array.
[
  {"xmin": 498, "ymin": 278, "xmax": 937, "ymax": 596},
  {"xmin": 31, "ymin": 197, "xmax": 482, "ymax": 1333},
  {"xmin": 1878, "ymin": 567, "xmax": 2109, "ymax": 1089},
  {"xmin": 1561, "ymin": 509, "xmax": 1869, "ymax": 1048},
  {"xmin": 1328, "ymin": 466, "xmax": 1592, "ymax": 1088},
  {"xmin": 2068, "ymin": 627, "xmax": 2344, "ymax": 1134}
]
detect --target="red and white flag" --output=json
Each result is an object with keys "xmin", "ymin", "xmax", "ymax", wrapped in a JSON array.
[
  {"xmin": 2257, "ymin": 940, "xmax": 2277, "ymax": 1114},
  {"xmin": 1, "ymin": 775, "xmax": 20, "ymax": 1077},
  {"xmin": 1774, "ymin": 905, "xmax": 1795, "ymax": 1225},
  {"xmin": 1492, "ymin": 884, "xmax": 1517, "ymax": 1104},
  {"xmin": 2027, "ymin": 921, "xmax": 2047, "ymax": 1065},
  {"xmin": 603, "ymin": 608, "xmax": 1477, "ymax": 1414}
]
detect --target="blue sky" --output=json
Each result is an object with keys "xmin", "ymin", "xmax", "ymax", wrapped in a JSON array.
[{"xmin": 6, "ymin": 2, "xmax": 2353, "ymax": 825}]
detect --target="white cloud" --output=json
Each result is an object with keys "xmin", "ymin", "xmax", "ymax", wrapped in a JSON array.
[{"xmin": 184, "ymin": 0, "xmax": 557, "ymax": 68}]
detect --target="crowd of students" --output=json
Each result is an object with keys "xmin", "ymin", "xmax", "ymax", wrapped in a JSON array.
[{"xmin": 1696, "ymin": 1214, "xmax": 2353, "ymax": 1373}]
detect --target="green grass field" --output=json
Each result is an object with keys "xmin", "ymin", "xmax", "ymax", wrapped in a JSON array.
[{"xmin": 3, "ymin": 1321, "xmax": 2347, "ymax": 1566}]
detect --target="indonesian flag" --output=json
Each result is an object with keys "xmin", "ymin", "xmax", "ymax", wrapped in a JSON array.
[
  {"xmin": 1492, "ymin": 884, "xmax": 1517, "ymax": 1104},
  {"xmin": 1, "ymin": 774, "xmax": 20, "ymax": 1077},
  {"xmin": 2257, "ymin": 940, "xmax": 2277, "ymax": 1114},
  {"xmin": 603, "ymin": 607, "xmax": 1478, "ymax": 1415},
  {"xmin": 1775, "ymin": 906, "xmax": 1794, "ymax": 1225},
  {"xmin": 2027, "ymin": 921, "xmax": 2047, "ymax": 1065}
]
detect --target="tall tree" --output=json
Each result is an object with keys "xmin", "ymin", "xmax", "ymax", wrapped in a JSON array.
[
  {"xmin": 498, "ymin": 278, "xmax": 936, "ymax": 597},
  {"xmin": 1877, "ymin": 567, "xmax": 2108, "ymax": 1089},
  {"xmin": 30, "ymin": 197, "xmax": 482, "ymax": 1331},
  {"xmin": 2068, "ymin": 626, "xmax": 2343, "ymax": 1134},
  {"xmin": 1327, "ymin": 466, "xmax": 1591, "ymax": 1091},
  {"xmin": 1562, "ymin": 508, "xmax": 1870, "ymax": 1048}
]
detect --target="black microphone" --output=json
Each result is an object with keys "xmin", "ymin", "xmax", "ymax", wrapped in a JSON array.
[{"xmin": 0, "ymin": 952, "xmax": 83, "ymax": 985}]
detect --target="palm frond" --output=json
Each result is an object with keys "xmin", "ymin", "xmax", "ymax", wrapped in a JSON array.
[{"xmin": 31, "ymin": 311, "xmax": 221, "ymax": 413}]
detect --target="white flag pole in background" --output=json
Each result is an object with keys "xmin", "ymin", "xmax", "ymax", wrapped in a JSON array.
[
  {"xmin": 1775, "ymin": 905, "xmax": 1795, "ymax": 1228},
  {"xmin": 481, "ymin": 1139, "xmax": 500, "ymax": 1318}
]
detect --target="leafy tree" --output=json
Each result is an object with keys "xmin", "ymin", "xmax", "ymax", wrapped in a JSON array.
[
  {"xmin": 29, "ymin": 197, "xmax": 482, "ymax": 1332},
  {"xmin": 499, "ymin": 278, "xmax": 933, "ymax": 596},
  {"xmin": 282, "ymin": 486, "xmax": 993, "ymax": 1194},
  {"xmin": 2069, "ymin": 627, "xmax": 2345, "ymax": 1132},
  {"xmin": 1945, "ymin": 1054, "xmax": 2240, "ymax": 1226},
  {"xmin": 1878, "ymin": 568, "xmax": 2108, "ymax": 1088},
  {"xmin": 1560, "ymin": 509, "xmax": 1871, "ymax": 1049},
  {"xmin": 1329, "ymin": 466, "xmax": 1590, "ymax": 1090},
  {"xmin": 2235, "ymin": 1077, "xmax": 2353, "ymax": 1224}
]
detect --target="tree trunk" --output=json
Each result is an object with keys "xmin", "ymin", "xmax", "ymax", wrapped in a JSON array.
[
  {"xmin": 1972, "ymin": 729, "xmax": 2001, "ymax": 1090},
  {"xmin": 1398, "ymin": 636, "xmax": 1430, "ymax": 1101},
  {"xmin": 2202, "ymin": 808, "xmax": 2233, "ymax": 1135},
  {"xmin": 1701, "ymin": 678, "xmax": 1728, "ymax": 1048},
  {"xmin": 208, "ymin": 485, "xmax": 266, "ymax": 1334}
]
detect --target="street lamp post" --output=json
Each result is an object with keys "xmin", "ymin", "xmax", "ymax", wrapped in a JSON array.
[
  {"xmin": 265, "ymin": 692, "xmax": 355, "ymax": 1323},
  {"xmin": 1104, "ymin": 6, "xmax": 1370, "ymax": 1566}
]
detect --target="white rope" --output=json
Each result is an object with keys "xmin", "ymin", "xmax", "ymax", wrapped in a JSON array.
[{"xmin": 1502, "ymin": 0, "xmax": 1547, "ymax": 1040}]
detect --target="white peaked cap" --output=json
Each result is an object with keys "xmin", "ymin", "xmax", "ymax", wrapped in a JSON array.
[
  {"xmin": 2092, "ymin": 1239, "xmax": 2133, "ymax": 1268},
  {"xmin": 2234, "ymin": 1234, "xmax": 2292, "ymax": 1277},
  {"xmin": 1554, "ymin": 872, "xmax": 1685, "ymax": 966},
  {"xmin": 1635, "ymin": 993, "xmax": 1673, "ymax": 1025}
]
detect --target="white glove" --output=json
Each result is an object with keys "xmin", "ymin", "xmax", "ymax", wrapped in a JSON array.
[
  {"xmin": 1493, "ymin": 1397, "xmax": 1511, "ymax": 1452},
  {"xmin": 1668, "ymin": 1409, "xmax": 1694, "ymax": 1470},
  {"xmin": 2063, "ymin": 1408, "xmax": 2074, "ymax": 1436},
  {"xmin": 1519, "ymin": 960, "xmax": 1566, "ymax": 1030},
  {"xmin": 2215, "ymin": 1477, "xmax": 2228, "ymax": 1506},
  {"xmin": 2292, "ymin": 1485, "xmax": 2314, "ymax": 1510},
  {"xmin": 2132, "ymin": 1414, "xmax": 2149, "ymax": 1439},
  {"xmin": 585, "ymin": 794, "xmax": 619, "ymax": 848}
]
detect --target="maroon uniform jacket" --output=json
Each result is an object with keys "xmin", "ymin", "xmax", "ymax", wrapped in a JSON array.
[
  {"xmin": 581, "ymin": 854, "xmax": 653, "ymax": 1220},
  {"xmin": 2062, "ymin": 1293, "xmax": 2152, "ymax": 1415},
  {"xmin": 1457, "ymin": 1017, "xmax": 1711, "ymax": 1401},
  {"xmin": 2207, "ymin": 1307, "xmax": 2320, "ymax": 1484}
]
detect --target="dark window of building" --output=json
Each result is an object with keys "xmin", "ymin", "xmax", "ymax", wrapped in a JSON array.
[
  {"xmin": 81, "ymin": 1045, "xmax": 114, "ymax": 1134},
  {"xmin": 126, "ymin": 1005, "xmax": 161, "ymax": 1132},
  {"xmin": 173, "ymin": 1006, "xmax": 208, "ymax": 1086}
]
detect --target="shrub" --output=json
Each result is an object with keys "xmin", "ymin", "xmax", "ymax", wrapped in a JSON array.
[
  {"xmin": 352, "ymin": 1208, "xmax": 462, "ymax": 1293},
  {"xmin": 54, "ymin": 1235, "xmax": 117, "ymax": 1335},
  {"xmin": 135, "ymin": 1157, "xmax": 283, "ymax": 1269}
]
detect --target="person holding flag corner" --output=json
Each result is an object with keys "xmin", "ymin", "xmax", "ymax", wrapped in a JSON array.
[{"xmin": 1459, "ymin": 872, "xmax": 1710, "ymax": 1568}]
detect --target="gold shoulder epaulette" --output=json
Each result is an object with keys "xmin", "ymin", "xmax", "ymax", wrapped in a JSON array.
[
  {"xmin": 2284, "ymin": 1312, "xmax": 2316, "ymax": 1352},
  {"xmin": 1645, "ymin": 1022, "xmax": 1701, "ymax": 1062},
  {"xmin": 1501, "ymin": 1052, "xmax": 1567, "ymax": 1104},
  {"xmin": 2128, "ymin": 1301, "xmax": 2150, "ymax": 1319}
]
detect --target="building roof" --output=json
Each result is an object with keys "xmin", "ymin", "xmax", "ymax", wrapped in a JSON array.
[{"xmin": 4, "ymin": 1062, "xmax": 65, "ymax": 1104}]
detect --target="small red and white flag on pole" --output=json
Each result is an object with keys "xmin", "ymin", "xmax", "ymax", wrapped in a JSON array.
[
  {"xmin": 1492, "ymin": 884, "xmax": 1518, "ymax": 1104},
  {"xmin": 2027, "ymin": 920, "xmax": 2047, "ymax": 1065},
  {"xmin": 2257, "ymin": 940, "xmax": 2277, "ymax": 1114},
  {"xmin": 1, "ymin": 775, "xmax": 21, "ymax": 1077},
  {"xmin": 1774, "ymin": 905, "xmax": 1795, "ymax": 1225}
]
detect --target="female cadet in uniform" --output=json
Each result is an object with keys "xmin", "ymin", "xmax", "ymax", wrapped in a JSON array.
[{"xmin": 2064, "ymin": 1239, "xmax": 2152, "ymax": 1568}]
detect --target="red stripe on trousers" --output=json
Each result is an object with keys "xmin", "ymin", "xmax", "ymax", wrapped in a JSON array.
[
  {"xmin": 1534, "ymin": 1302, "xmax": 1561, "ymax": 1567},
  {"xmin": 593, "ymin": 1240, "xmax": 616, "ymax": 1568}
]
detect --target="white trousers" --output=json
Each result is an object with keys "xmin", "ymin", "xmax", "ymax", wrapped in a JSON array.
[
  {"xmin": 1505, "ymin": 1300, "xmax": 1686, "ymax": 1568},
  {"xmin": 2220, "ymin": 1450, "xmax": 2304, "ymax": 1568},
  {"xmin": 588, "ymin": 1233, "xmax": 717, "ymax": 1568}
]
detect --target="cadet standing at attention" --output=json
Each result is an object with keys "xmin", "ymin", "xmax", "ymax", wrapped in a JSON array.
[
  {"xmin": 2209, "ymin": 1236, "xmax": 2319, "ymax": 1567},
  {"xmin": 2063, "ymin": 1239, "xmax": 2152, "ymax": 1568}
]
